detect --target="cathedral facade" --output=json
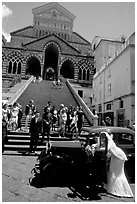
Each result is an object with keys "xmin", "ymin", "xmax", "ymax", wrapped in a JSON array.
[{"xmin": 2, "ymin": 2, "xmax": 94, "ymax": 83}]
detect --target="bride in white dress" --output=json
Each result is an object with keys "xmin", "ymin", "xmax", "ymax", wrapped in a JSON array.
[{"xmin": 101, "ymin": 132, "xmax": 133, "ymax": 198}]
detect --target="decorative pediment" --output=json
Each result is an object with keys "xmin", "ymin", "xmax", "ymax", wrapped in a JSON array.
[
  {"xmin": 23, "ymin": 34, "xmax": 80, "ymax": 55},
  {"xmin": 32, "ymin": 2, "xmax": 75, "ymax": 22},
  {"xmin": 36, "ymin": 8, "xmax": 72, "ymax": 23}
]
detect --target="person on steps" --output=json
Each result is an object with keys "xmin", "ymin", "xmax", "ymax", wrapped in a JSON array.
[{"xmin": 29, "ymin": 111, "xmax": 42, "ymax": 153}]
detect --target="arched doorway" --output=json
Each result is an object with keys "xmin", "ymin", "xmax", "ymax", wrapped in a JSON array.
[
  {"xmin": 45, "ymin": 67, "xmax": 55, "ymax": 80},
  {"xmin": 43, "ymin": 44, "xmax": 59, "ymax": 80},
  {"xmin": 60, "ymin": 60, "xmax": 74, "ymax": 79},
  {"xmin": 26, "ymin": 56, "xmax": 41, "ymax": 78}
]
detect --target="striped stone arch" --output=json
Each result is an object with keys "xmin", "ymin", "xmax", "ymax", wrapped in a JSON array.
[
  {"xmin": 60, "ymin": 57, "xmax": 77, "ymax": 68},
  {"xmin": 60, "ymin": 57, "xmax": 77, "ymax": 79},
  {"xmin": 43, "ymin": 41, "xmax": 61, "ymax": 55},
  {"xmin": 6, "ymin": 51, "xmax": 24, "ymax": 75},
  {"xmin": 25, "ymin": 53, "xmax": 42, "ymax": 64},
  {"xmin": 77, "ymin": 59, "xmax": 92, "ymax": 81},
  {"xmin": 25, "ymin": 53, "xmax": 42, "ymax": 77}
]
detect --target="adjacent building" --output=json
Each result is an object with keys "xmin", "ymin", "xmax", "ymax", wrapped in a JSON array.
[
  {"xmin": 92, "ymin": 32, "xmax": 135, "ymax": 127},
  {"xmin": 92, "ymin": 35, "xmax": 126, "ymax": 72}
]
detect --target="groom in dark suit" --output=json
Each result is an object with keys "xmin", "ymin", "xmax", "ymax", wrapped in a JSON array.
[{"xmin": 29, "ymin": 111, "xmax": 42, "ymax": 153}]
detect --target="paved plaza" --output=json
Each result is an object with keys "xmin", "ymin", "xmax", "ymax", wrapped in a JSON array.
[{"xmin": 2, "ymin": 152, "xmax": 135, "ymax": 202}]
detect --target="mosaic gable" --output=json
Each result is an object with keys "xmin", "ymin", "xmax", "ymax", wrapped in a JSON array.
[{"xmin": 23, "ymin": 34, "xmax": 80, "ymax": 55}]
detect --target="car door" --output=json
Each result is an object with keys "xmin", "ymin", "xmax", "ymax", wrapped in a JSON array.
[{"xmin": 93, "ymin": 133, "xmax": 108, "ymax": 184}]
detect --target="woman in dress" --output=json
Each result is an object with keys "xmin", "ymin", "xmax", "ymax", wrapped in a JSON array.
[
  {"xmin": 2, "ymin": 103, "xmax": 9, "ymax": 123},
  {"xmin": 102, "ymin": 132, "xmax": 133, "ymax": 198},
  {"xmin": 58, "ymin": 108, "xmax": 67, "ymax": 137},
  {"xmin": 11, "ymin": 102, "xmax": 19, "ymax": 130}
]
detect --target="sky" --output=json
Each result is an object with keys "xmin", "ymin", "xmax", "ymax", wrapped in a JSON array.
[{"xmin": 2, "ymin": 1, "xmax": 135, "ymax": 43}]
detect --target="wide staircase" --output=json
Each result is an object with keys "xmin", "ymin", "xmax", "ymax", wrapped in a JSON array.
[{"xmin": 3, "ymin": 79, "xmax": 90, "ymax": 154}]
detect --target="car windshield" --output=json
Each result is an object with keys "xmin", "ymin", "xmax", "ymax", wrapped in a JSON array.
[{"xmin": 112, "ymin": 133, "xmax": 134, "ymax": 145}]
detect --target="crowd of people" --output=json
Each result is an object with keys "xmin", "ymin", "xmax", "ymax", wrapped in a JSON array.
[
  {"xmin": 52, "ymin": 78, "xmax": 63, "ymax": 89},
  {"xmin": 22, "ymin": 100, "xmax": 84, "ymax": 153},
  {"xmin": 2, "ymin": 99, "xmax": 84, "ymax": 137},
  {"xmin": 24, "ymin": 100, "xmax": 84, "ymax": 137},
  {"xmin": 2, "ymin": 100, "xmax": 84, "ymax": 153},
  {"xmin": 2, "ymin": 102, "xmax": 23, "ymax": 131}
]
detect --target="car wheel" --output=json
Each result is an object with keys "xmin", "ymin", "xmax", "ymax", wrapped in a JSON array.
[{"xmin": 43, "ymin": 163, "xmax": 61, "ymax": 186}]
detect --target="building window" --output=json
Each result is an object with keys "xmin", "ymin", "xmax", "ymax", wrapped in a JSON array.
[
  {"xmin": 99, "ymin": 105, "xmax": 102, "ymax": 112},
  {"xmin": 119, "ymin": 100, "xmax": 124, "ymax": 108},
  {"xmin": 87, "ymin": 69, "xmax": 90, "ymax": 81},
  {"xmin": 8, "ymin": 61, "xmax": 12, "ymax": 73},
  {"xmin": 13, "ymin": 61, "xmax": 17, "ymax": 74},
  {"xmin": 17, "ymin": 62, "xmax": 21, "ymax": 74},
  {"xmin": 78, "ymin": 69, "xmax": 82, "ymax": 80},
  {"xmin": 108, "ymin": 68, "xmax": 111, "ymax": 78},
  {"xmin": 39, "ymin": 30, "xmax": 41, "ymax": 37},
  {"xmin": 89, "ymin": 97, "xmax": 92, "ymax": 105},
  {"xmin": 52, "ymin": 10, "xmax": 57, "ymax": 17},
  {"xmin": 106, "ymin": 103, "xmax": 111, "ymax": 110},
  {"xmin": 108, "ymin": 83, "xmax": 112, "ymax": 96},
  {"xmin": 8, "ymin": 57, "xmax": 22, "ymax": 75},
  {"xmin": 78, "ymin": 90, "xmax": 83, "ymax": 98},
  {"xmin": 83, "ymin": 69, "xmax": 86, "ymax": 80}
]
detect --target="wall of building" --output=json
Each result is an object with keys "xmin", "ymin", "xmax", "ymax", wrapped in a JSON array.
[
  {"xmin": 94, "ymin": 40, "xmax": 123, "ymax": 72},
  {"xmin": 92, "ymin": 33, "xmax": 135, "ymax": 127},
  {"xmin": 8, "ymin": 36, "xmax": 36, "ymax": 48},
  {"xmin": 71, "ymin": 84, "xmax": 93, "ymax": 109}
]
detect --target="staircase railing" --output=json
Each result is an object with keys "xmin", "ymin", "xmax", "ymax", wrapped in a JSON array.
[
  {"xmin": 66, "ymin": 79, "xmax": 98, "ymax": 126},
  {"xmin": 7, "ymin": 76, "xmax": 34, "ymax": 105}
]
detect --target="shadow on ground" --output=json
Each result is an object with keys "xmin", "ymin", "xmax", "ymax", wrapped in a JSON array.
[{"xmin": 29, "ymin": 174, "xmax": 106, "ymax": 201}]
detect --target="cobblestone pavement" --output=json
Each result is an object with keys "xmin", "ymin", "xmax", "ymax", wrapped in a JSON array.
[{"xmin": 2, "ymin": 152, "xmax": 135, "ymax": 202}]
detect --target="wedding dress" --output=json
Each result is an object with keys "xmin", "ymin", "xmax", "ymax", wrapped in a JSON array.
[{"xmin": 103, "ymin": 132, "xmax": 133, "ymax": 198}]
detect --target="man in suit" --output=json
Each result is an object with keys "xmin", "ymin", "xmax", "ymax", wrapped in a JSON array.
[
  {"xmin": 41, "ymin": 108, "xmax": 52, "ymax": 143},
  {"xmin": 29, "ymin": 111, "xmax": 42, "ymax": 153},
  {"xmin": 25, "ymin": 100, "xmax": 36, "ymax": 131}
]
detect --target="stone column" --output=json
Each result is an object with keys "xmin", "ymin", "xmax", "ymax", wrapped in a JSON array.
[
  {"xmin": 21, "ymin": 62, "xmax": 26, "ymax": 78},
  {"xmin": 2, "ymin": 59, "xmax": 8, "ymax": 75},
  {"xmin": 57, "ymin": 56, "xmax": 61, "ymax": 79},
  {"xmin": 41, "ymin": 63, "xmax": 44, "ymax": 78},
  {"xmin": 57, "ymin": 64, "xmax": 61, "ymax": 79},
  {"xmin": 74, "ymin": 65, "xmax": 78, "ymax": 81}
]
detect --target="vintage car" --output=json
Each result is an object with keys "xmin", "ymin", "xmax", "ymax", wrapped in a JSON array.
[
  {"xmin": 30, "ymin": 132, "xmax": 109, "ymax": 188},
  {"xmin": 80, "ymin": 126, "xmax": 135, "ymax": 183},
  {"xmin": 81, "ymin": 126, "xmax": 135, "ymax": 155},
  {"xmin": 30, "ymin": 126, "xmax": 135, "ymax": 187}
]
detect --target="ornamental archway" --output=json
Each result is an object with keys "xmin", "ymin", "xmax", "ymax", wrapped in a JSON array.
[
  {"xmin": 60, "ymin": 59, "xmax": 75, "ymax": 79},
  {"xmin": 26, "ymin": 56, "xmax": 41, "ymax": 78},
  {"xmin": 43, "ymin": 43, "xmax": 59, "ymax": 80}
]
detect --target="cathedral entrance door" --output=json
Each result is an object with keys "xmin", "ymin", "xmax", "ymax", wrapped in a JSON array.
[{"xmin": 45, "ymin": 67, "xmax": 55, "ymax": 80}]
